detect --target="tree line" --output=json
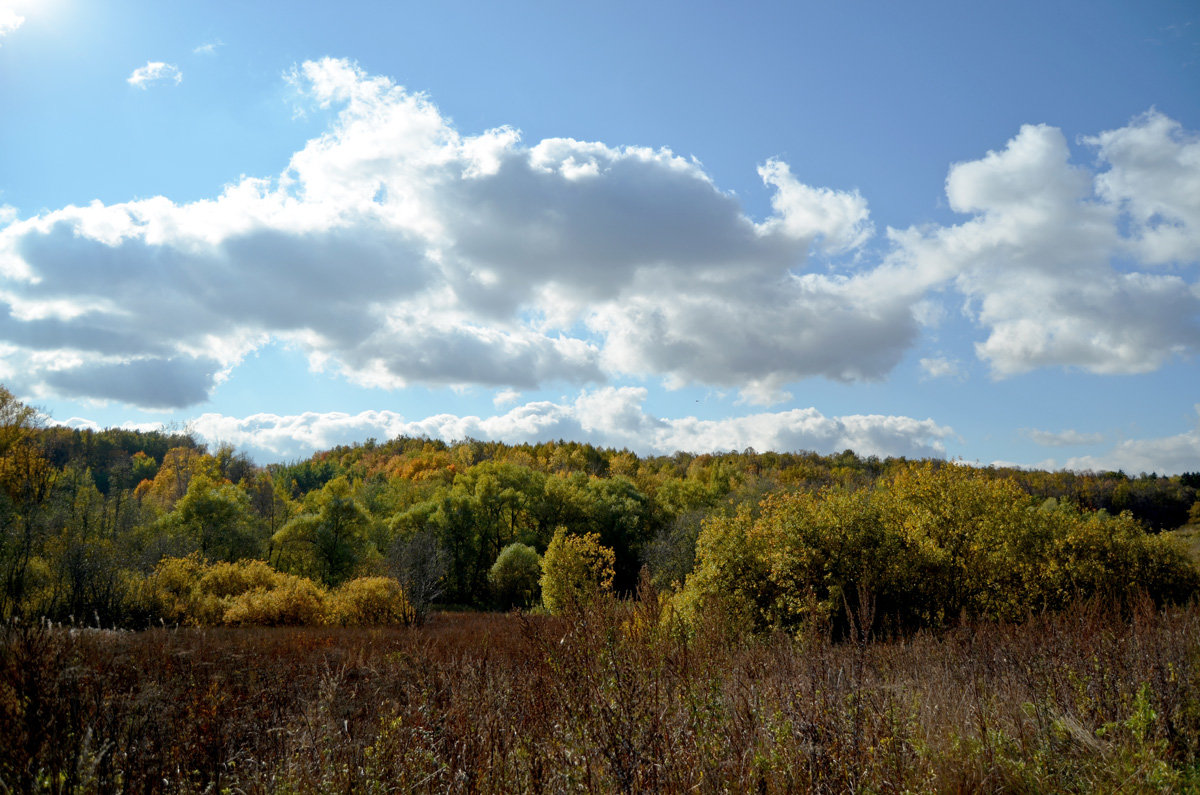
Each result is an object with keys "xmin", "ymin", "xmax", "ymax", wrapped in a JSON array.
[{"xmin": 1, "ymin": 385, "xmax": 1197, "ymax": 630}]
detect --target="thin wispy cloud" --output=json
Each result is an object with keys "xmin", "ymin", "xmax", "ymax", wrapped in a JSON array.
[
  {"xmin": 1023, "ymin": 428, "xmax": 1105, "ymax": 447},
  {"xmin": 919, "ymin": 356, "xmax": 963, "ymax": 381},
  {"xmin": 1065, "ymin": 407, "xmax": 1200, "ymax": 474},
  {"xmin": 193, "ymin": 40, "xmax": 222, "ymax": 55}
]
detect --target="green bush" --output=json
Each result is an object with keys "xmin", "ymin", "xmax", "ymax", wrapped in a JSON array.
[{"xmin": 489, "ymin": 543, "xmax": 542, "ymax": 609}]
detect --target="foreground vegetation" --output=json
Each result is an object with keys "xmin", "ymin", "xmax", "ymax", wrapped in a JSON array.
[
  {"xmin": 4, "ymin": 594, "xmax": 1200, "ymax": 793},
  {"xmin": 4, "ymin": 384, "xmax": 1200, "ymax": 790}
]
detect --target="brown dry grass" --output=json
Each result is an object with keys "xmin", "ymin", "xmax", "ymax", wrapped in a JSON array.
[{"xmin": 2, "ymin": 594, "xmax": 1199, "ymax": 793}]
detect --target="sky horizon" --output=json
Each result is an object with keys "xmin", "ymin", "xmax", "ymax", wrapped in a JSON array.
[{"xmin": 1, "ymin": 1, "xmax": 1198, "ymax": 472}]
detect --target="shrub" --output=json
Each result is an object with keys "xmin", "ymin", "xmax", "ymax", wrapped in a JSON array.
[
  {"xmin": 137, "ymin": 555, "xmax": 334, "ymax": 627},
  {"xmin": 327, "ymin": 577, "xmax": 414, "ymax": 626},
  {"xmin": 137, "ymin": 553, "xmax": 223, "ymax": 626},
  {"xmin": 198, "ymin": 558, "xmax": 284, "ymax": 598},
  {"xmin": 489, "ymin": 543, "xmax": 542, "ymax": 609},
  {"xmin": 223, "ymin": 575, "xmax": 328, "ymax": 626}
]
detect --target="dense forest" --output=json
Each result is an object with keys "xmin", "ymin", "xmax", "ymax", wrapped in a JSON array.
[{"xmin": 1, "ymin": 385, "xmax": 1197, "ymax": 631}]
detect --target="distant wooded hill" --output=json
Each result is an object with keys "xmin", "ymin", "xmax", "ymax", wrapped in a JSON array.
[{"xmin": 1, "ymin": 385, "xmax": 1197, "ymax": 627}]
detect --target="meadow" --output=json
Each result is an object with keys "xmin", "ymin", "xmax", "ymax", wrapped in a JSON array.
[
  {"xmin": 4, "ymin": 591, "xmax": 1200, "ymax": 793},
  {"xmin": 4, "ymin": 388, "xmax": 1200, "ymax": 792}
]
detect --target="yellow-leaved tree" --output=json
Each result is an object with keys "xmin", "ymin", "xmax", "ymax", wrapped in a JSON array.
[
  {"xmin": 675, "ymin": 461, "xmax": 1198, "ymax": 638},
  {"xmin": 0, "ymin": 386, "xmax": 54, "ymax": 618},
  {"xmin": 539, "ymin": 528, "xmax": 615, "ymax": 615}
]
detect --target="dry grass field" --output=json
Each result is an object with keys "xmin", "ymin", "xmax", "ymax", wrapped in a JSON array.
[{"xmin": 3, "ymin": 593, "xmax": 1200, "ymax": 793}]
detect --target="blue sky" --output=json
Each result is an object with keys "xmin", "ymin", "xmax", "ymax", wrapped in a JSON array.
[{"xmin": 1, "ymin": 0, "xmax": 1198, "ymax": 472}]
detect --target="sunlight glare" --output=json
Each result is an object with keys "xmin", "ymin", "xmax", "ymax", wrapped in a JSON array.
[{"xmin": 1, "ymin": 0, "xmax": 60, "ymax": 22}]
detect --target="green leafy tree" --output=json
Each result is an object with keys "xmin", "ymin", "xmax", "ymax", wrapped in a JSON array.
[
  {"xmin": 489, "ymin": 542, "xmax": 541, "ymax": 609},
  {"xmin": 273, "ymin": 476, "xmax": 373, "ymax": 586},
  {"xmin": 585, "ymin": 476, "xmax": 651, "ymax": 593},
  {"xmin": 0, "ymin": 387, "xmax": 54, "ymax": 618},
  {"xmin": 0, "ymin": 385, "xmax": 36, "ymax": 457},
  {"xmin": 246, "ymin": 470, "xmax": 293, "ymax": 534},
  {"xmin": 134, "ymin": 446, "xmax": 219, "ymax": 511},
  {"xmin": 643, "ymin": 509, "xmax": 711, "ymax": 593},
  {"xmin": 39, "ymin": 466, "xmax": 129, "ymax": 623},
  {"xmin": 452, "ymin": 461, "xmax": 545, "ymax": 583},
  {"xmin": 390, "ymin": 487, "xmax": 480, "ymax": 604},
  {"xmin": 164, "ymin": 474, "xmax": 262, "ymax": 563}
]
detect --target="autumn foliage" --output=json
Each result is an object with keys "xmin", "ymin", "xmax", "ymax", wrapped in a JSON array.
[
  {"xmin": 2, "ymin": 382, "xmax": 1200, "ymax": 790},
  {"xmin": 676, "ymin": 462, "xmax": 1198, "ymax": 637},
  {"xmin": 539, "ymin": 529, "xmax": 615, "ymax": 614},
  {"xmin": 136, "ymin": 554, "xmax": 413, "ymax": 627},
  {"xmin": 1, "ymin": 376, "xmax": 1198, "ymax": 632}
]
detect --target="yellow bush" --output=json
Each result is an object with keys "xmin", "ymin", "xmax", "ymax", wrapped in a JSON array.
[
  {"xmin": 138, "ymin": 553, "xmax": 224, "ymax": 626},
  {"xmin": 199, "ymin": 558, "xmax": 284, "ymax": 598},
  {"xmin": 678, "ymin": 462, "xmax": 1200, "ymax": 637},
  {"xmin": 139, "ymin": 554, "xmax": 334, "ymax": 626},
  {"xmin": 327, "ymin": 577, "xmax": 415, "ymax": 626},
  {"xmin": 222, "ymin": 575, "xmax": 328, "ymax": 626}
]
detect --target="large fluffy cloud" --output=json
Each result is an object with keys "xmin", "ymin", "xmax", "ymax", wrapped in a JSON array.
[
  {"xmin": 0, "ymin": 58, "xmax": 896, "ymax": 408},
  {"xmin": 179, "ymin": 387, "xmax": 955, "ymax": 463},
  {"xmin": 888, "ymin": 112, "xmax": 1200, "ymax": 377},
  {"xmin": 1, "ymin": 60, "xmax": 1197, "ymax": 410},
  {"xmin": 1088, "ymin": 111, "xmax": 1200, "ymax": 265}
]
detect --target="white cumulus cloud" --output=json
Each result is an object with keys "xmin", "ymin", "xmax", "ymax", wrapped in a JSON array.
[
  {"xmin": 0, "ymin": 57, "xmax": 904, "ymax": 408},
  {"xmin": 186, "ymin": 387, "xmax": 955, "ymax": 464},
  {"xmin": 1, "ymin": 59, "xmax": 1198, "ymax": 411},
  {"xmin": 0, "ymin": 8, "xmax": 24, "ymax": 43},
  {"xmin": 493, "ymin": 388, "xmax": 521, "ymax": 407},
  {"xmin": 127, "ymin": 61, "xmax": 182, "ymax": 88},
  {"xmin": 1087, "ymin": 110, "xmax": 1200, "ymax": 265},
  {"xmin": 888, "ymin": 115, "xmax": 1200, "ymax": 378},
  {"xmin": 758, "ymin": 159, "xmax": 873, "ymax": 254}
]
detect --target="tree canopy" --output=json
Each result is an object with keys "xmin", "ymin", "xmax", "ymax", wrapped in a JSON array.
[{"xmin": 0, "ymin": 382, "xmax": 1195, "ymax": 630}]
